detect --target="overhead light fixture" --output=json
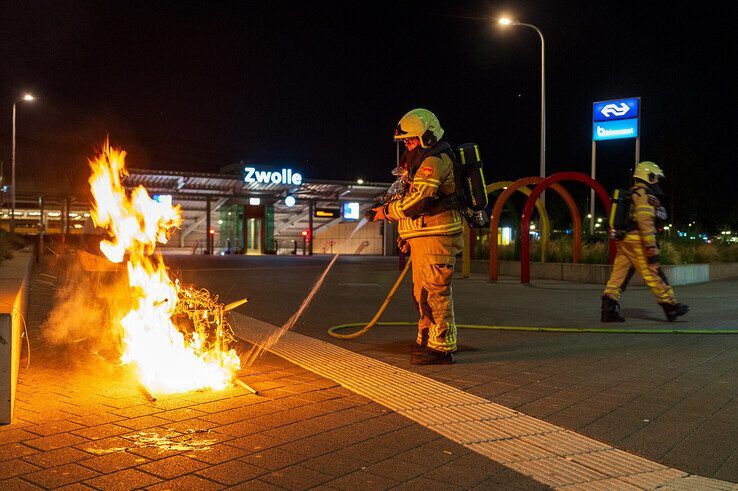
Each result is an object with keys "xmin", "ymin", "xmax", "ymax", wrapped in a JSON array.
[
  {"xmin": 249, "ymin": 197, "xmax": 261, "ymax": 206},
  {"xmin": 284, "ymin": 195, "xmax": 296, "ymax": 207}
]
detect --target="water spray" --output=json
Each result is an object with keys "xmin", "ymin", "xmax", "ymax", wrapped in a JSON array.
[{"xmin": 243, "ymin": 216, "xmax": 371, "ymax": 366}]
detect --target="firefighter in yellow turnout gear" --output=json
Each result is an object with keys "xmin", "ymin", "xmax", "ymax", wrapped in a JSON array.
[
  {"xmin": 371, "ymin": 108, "xmax": 463, "ymax": 365},
  {"xmin": 602, "ymin": 161, "xmax": 689, "ymax": 322}
]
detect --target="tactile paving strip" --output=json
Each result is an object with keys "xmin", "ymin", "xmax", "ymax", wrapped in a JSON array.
[{"xmin": 232, "ymin": 313, "xmax": 736, "ymax": 489}]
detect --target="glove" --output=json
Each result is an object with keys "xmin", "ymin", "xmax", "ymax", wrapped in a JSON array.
[
  {"xmin": 645, "ymin": 244, "xmax": 660, "ymax": 264},
  {"xmin": 369, "ymin": 205, "xmax": 386, "ymax": 221},
  {"xmin": 397, "ymin": 237, "xmax": 410, "ymax": 255}
]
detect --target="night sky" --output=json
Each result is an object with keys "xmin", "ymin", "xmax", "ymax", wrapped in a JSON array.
[{"xmin": 1, "ymin": 1, "xmax": 736, "ymax": 230}]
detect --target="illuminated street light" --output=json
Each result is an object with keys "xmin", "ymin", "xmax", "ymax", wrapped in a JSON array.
[
  {"xmin": 356, "ymin": 178, "xmax": 365, "ymax": 184},
  {"xmin": 597, "ymin": 217, "xmax": 603, "ymax": 223},
  {"xmin": 10, "ymin": 93, "xmax": 36, "ymax": 233},
  {"xmin": 498, "ymin": 16, "xmax": 546, "ymax": 205}
]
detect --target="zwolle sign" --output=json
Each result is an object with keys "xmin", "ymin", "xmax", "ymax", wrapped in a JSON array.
[{"xmin": 244, "ymin": 166, "xmax": 303, "ymax": 186}]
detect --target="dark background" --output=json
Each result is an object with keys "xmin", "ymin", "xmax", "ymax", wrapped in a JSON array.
[{"xmin": 1, "ymin": 0, "xmax": 735, "ymax": 230}]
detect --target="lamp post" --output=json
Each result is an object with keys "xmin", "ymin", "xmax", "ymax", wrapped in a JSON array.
[
  {"xmin": 498, "ymin": 17, "xmax": 546, "ymax": 204},
  {"xmin": 11, "ymin": 93, "xmax": 35, "ymax": 234}
]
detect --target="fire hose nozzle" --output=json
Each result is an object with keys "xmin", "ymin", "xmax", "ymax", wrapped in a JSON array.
[{"xmin": 224, "ymin": 297, "xmax": 249, "ymax": 312}]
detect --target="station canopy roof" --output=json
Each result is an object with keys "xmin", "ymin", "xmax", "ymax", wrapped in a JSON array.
[{"xmin": 124, "ymin": 168, "xmax": 391, "ymax": 238}]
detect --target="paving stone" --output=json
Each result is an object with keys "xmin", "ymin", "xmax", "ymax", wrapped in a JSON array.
[
  {"xmin": 156, "ymin": 408, "xmax": 208, "ymax": 422},
  {"xmin": 363, "ymin": 457, "xmax": 430, "ymax": 482},
  {"xmin": 241, "ymin": 447, "xmax": 308, "ymax": 471},
  {"xmin": 146, "ymin": 473, "xmax": 225, "ymax": 490},
  {"xmin": 72, "ymin": 423, "xmax": 131, "ymax": 440},
  {"xmin": 186, "ymin": 444, "xmax": 248, "ymax": 465},
  {"xmin": 136, "ymin": 454, "xmax": 208, "ymax": 479},
  {"xmin": 715, "ymin": 447, "xmax": 738, "ymax": 483},
  {"xmin": 22, "ymin": 446, "xmax": 91, "ymax": 469},
  {"xmin": 162, "ymin": 417, "xmax": 220, "ymax": 433},
  {"xmin": 24, "ymin": 420, "xmax": 86, "ymax": 437},
  {"xmin": 196, "ymin": 459, "xmax": 269, "ymax": 485},
  {"xmin": 0, "ymin": 458, "xmax": 42, "ymax": 480},
  {"xmin": 299, "ymin": 453, "xmax": 365, "ymax": 478},
  {"xmin": 70, "ymin": 412, "xmax": 126, "ymax": 427},
  {"xmin": 79, "ymin": 450, "xmax": 149, "ymax": 473},
  {"xmin": 325, "ymin": 469, "xmax": 399, "ymax": 490},
  {"xmin": 24, "ymin": 463, "xmax": 100, "ymax": 488},
  {"xmin": 84, "ymin": 468, "xmax": 162, "ymax": 490},
  {"xmin": 0, "ymin": 443, "xmax": 39, "ymax": 462},
  {"xmin": 395, "ymin": 439, "xmax": 469, "ymax": 466},
  {"xmin": 115, "ymin": 415, "xmax": 172, "ymax": 430},
  {"xmin": 0, "ymin": 429, "xmax": 38, "ymax": 446},
  {"xmin": 227, "ymin": 434, "xmax": 282, "ymax": 453},
  {"xmin": 392, "ymin": 476, "xmax": 466, "ymax": 490},
  {"xmin": 24, "ymin": 432, "xmax": 90, "ymax": 451},
  {"xmin": 423, "ymin": 452, "xmax": 507, "ymax": 488},
  {"xmin": 259, "ymin": 463, "xmax": 334, "ymax": 488},
  {"xmin": 0, "ymin": 477, "xmax": 44, "ymax": 490},
  {"xmin": 111, "ymin": 405, "xmax": 162, "ymax": 419},
  {"xmin": 662, "ymin": 419, "xmax": 738, "ymax": 478}
]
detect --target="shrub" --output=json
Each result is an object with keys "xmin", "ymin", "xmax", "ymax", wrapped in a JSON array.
[{"xmin": 581, "ymin": 241, "xmax": 608, "ymax": 264}]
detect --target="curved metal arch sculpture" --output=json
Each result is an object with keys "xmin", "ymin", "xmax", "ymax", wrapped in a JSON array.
[
  {"xmin": 487, "ymin": 180, "xmax": 550, "ymax": 265},
  {"xmin": 520, "ymin": 171, "xmax": 615, "ymax": 284},
  {"xmin": 488, "ymin": 177, "xmax": 582, "ymax": 282}
]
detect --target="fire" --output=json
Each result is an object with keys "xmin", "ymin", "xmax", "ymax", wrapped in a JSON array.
[{"xmin": 89, "ymin": 141, "xmax": 240, "ymax": 394}]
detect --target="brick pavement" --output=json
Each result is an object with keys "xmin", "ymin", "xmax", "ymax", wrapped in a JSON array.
[
  {"xmin": 0, "ymin": 258, "xmax": 545, "ymax": 490},
  {"xmin": 170, "ymin": 254, "xmax": 738, "ymax": 483}
]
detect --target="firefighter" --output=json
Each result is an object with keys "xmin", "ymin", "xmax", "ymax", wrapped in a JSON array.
[
  {"xmin": 371, "ymin": 108, "xmax": 463, "ymax": 365},
  {"xmin": 601, "ymin": 161, "xmax": 689, "ymax": 322}
]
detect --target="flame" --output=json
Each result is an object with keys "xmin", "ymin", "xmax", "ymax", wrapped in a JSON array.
[{"xmin": 89, "ymin": 141, "xmax": 240, "ymax": 394}]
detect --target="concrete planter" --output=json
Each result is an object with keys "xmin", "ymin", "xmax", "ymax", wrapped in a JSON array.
[
  {"xmin": 0, "ymin": 252, "xmax": 32, "ymax": 424},
  {"xmin": 470, "ymin": 260, "xmax": 730, "ymax": 286}
]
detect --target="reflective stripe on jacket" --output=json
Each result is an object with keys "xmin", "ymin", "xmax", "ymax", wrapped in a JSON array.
[{"xmin": 386, "ymin": 152, "xmax": 463, "ymax": 239}]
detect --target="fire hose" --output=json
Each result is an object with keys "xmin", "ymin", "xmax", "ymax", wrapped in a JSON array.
[{"xmin": 327, "ymin": 260, "xmax": 738, "ymax": 338}]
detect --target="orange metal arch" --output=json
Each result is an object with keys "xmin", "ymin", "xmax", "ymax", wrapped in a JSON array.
[
  {"xmin": 487, "ymin": 180, "xmax": 550, "ymax": 263},
  {"xmin": 520, "ymin": 171, "xmax": 614, "ymax": 284},
  {"xmin": 489, "ymin": 176, "xmax": 582, "ymax": 282}
]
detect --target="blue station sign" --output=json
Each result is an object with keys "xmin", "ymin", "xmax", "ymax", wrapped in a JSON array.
[
  {"xmin": 593, "ymin": 97, "xmax": 640, "ymax": 122},
  {"xmin": 593, "ymin": 118, "xmax": 639, "ymax": 141},
  {"xmin": 592, "ymin": 97, "xmax": 640, "ymax": 141}
]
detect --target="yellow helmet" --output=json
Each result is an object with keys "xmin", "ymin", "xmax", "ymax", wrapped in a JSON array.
[
  {"xmin": 394, "ymin": 108, "xmax": 444, "ymax": 148},
  {"xmin": 633, "ymin": 161, "xmax": 664, "ymax": 184}
]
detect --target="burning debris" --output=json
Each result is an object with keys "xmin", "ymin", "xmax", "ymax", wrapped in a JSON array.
[{"xmin": 88, "ymin": 141, "xmax": 241, "ymax": 395}]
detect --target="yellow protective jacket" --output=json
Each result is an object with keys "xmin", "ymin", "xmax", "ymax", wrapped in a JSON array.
[
  {"xmin": 385, "ymin": 146, "xmax": 463, "ymax": 239},
  {"xmin": 628, "ymin": 181, "xmax": 659, "ymax": 249}
]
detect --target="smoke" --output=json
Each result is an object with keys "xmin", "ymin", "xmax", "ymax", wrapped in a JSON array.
[{"xmin": 41, "ymin": 251, "xmax": 131, "ymax": 361}]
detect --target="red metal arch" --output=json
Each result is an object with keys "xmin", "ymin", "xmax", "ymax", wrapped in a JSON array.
[
  {"xmin": 489, "ymin": 177, "xmax": 582, "ymax": 282},
  {"xmin": 520, "ymin": 171, "xmax": 615, "ymax": 284}
]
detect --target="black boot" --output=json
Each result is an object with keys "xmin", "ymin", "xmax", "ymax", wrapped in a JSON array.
[
  {"xmin": 659, "ymin": 302, "xmax": 689, "ymax": 321},
  {"xmin": 411, "ymin": 348, "xmax": 454, "ymax": 365},
  {"xmin": 601, "ymin": 295, "xmax": 625, "ymax": 322},
  {"xmin": 411, "ymin": 329, "xmax": 429, "ymax": 355}
]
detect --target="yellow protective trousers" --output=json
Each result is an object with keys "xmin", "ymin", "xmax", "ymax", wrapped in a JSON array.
[
  {"xmin": 408, "ymin": 233, "xmax": 464, "ymax": 353},
  {"xmin": 604, "ymin": 232, "xmax": 676, "ymax": 304}
]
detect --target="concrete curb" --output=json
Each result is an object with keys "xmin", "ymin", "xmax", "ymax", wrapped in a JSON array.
[
  {"xmin": 469, "ymin": 260, "xmax": 738, "ymax": 286},
  {"xmin": 0, "ymin": 251, "xmax": 33, "ymax": 424}
]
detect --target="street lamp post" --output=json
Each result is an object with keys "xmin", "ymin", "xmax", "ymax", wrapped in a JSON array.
[
  {"xmin": 498, "ymin": 18, "xmax": 546, "ymax": 205},
  {"xmin": 11, "ymin": 93, "xmax": 35, "ymax": 234}
]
